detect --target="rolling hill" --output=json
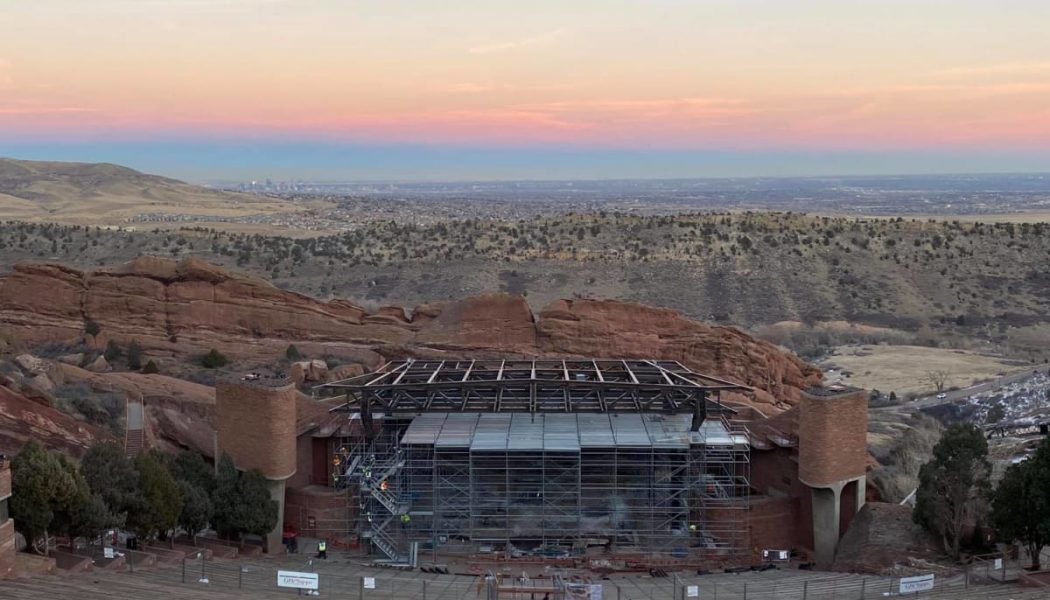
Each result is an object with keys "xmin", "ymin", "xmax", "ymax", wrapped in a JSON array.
[{"xmin": 0, "ymin": 157, "xmax": 298, "ymax": 226}]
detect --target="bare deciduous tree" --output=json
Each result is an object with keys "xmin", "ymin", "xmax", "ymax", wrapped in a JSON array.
[{"xmin": 924, "ymin": 370, "xmax": 950, "ymax": 393}]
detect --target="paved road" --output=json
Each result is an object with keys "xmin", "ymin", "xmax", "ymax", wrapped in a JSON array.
[{"xmin": 877, "ymin": 368, "xmax": 1044, "ymax": 411}]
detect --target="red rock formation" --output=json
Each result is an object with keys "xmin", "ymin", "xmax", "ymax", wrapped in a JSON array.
[
  {"xmin": 411, "ymin": 294, "xmax": 538, "ymax": 352},
  {"xmin": 536, "ymin": 299, "xmax": 821, "ymax": 407},
  {"xmin": 0, "ymin": 384, "xmax": 109, "ymax": 457},
  {"xmin": 0, "ymin": 258, "xmax": 820, "ymax": 410}
]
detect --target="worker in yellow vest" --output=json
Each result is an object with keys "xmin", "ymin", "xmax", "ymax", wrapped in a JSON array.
[{"xmin": 317, "ymin": 539, "xmax": 328, "ymax": 559}]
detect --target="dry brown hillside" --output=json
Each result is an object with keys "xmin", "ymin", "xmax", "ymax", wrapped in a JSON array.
[
  {"xmin": 0, "ymin": 157, "xmax": 304, "ymax": 227},
  {"xmin": 2, "ymin": 213, "xmax": 1049, "ymax": 359}
]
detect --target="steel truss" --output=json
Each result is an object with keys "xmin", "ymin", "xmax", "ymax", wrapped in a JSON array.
[{"xmin": 318, "ymin": 359, "xmax": 750, "ymax": 416}]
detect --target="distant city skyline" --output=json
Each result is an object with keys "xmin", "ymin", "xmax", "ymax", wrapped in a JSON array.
[{"xmin": 2, "ymin": 1, "xmax": 1050, "ymax": 180}]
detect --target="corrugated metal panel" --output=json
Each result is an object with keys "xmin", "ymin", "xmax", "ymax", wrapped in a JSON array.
[
  {"xmin": 435, "ymin": 413, "xmax": 479, "ymax": 448},
  {"xmin": 543, "ymin": 413, "xmax": 580, "ymax": 452},
  {"xmin": 610, "ymin": 414, "xmax": 652, "ymax": 447},
  {"xmin": 507, "ymin": 413, "xmax": 544, "ymax": 452},
  {"xmin": 471, "ymin": 413, "xmax": 512, "ymax": 451},
  {"xmin": 578, "ymin": 414, "xmax": 616, "ymax": 448},
  {"xmin": 694, "ymin": 419, "xmax": 734, "ymax": 446},
  {"xmin": 400, "ymin": 413, "xmax": 446, "ymax": 445},
  {"xmin": 643, "ymin": 414, "xmax": 691, "ymax": 449}
]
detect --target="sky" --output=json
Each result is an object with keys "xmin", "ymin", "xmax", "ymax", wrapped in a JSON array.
[{"xmin": 2, "ymin": 0, "xmax": 1050, "ymax": 181}]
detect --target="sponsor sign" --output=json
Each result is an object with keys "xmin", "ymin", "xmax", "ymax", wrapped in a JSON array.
[
  {"xmin": 762, "ymin": 549, "xmax": 789, "ymax": 561},
  {"xmin": 687, "ymin": 584, "xmax": 700, "ymax": 597},
  {"xmin": 565, "ymin": 583, "xmax": 603, "ymax": 599},
  {"xmin": 363, "ymin": 576, "xmax": 376, "ymax": 589},
  {"xmin": 899, "ymin": 574, "xmax": 934, "ymax": 594},
  {"xmin": 277, "ymin": 570, "xmax": 319, "ymax": 590}
]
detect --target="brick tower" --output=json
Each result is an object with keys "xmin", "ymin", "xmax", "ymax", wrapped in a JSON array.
[
  {"xmin": 215, "ymin": 374, "xmax": 297, "ymax": 553},
  {"xmin": 798, "ymin": 386, "xmax": 868, "ymax": 568}
]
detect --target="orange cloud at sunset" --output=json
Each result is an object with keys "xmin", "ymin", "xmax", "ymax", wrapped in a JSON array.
[{"xmin": 2, "ymin": 1, "xmax": 1050, "ymax": 177}]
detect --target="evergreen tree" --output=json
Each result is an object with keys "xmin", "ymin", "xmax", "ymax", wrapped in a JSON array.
[
  {"xmin": 142, "ymin": 359, "xmax": 160, "ymax": 374},
  {"xmin": 9, "ymin": 441, "xmax": 73, "ymax": 553},
  {"xmin": 211, "ymin": 454, "xmax": 241, "ymax": 540},
  {"xmin": 991, "ymin": 438, "xmax": 1050, "ymax": 569},
  {"xmin": 81, "ymin": 442, "xmax": 139, "ymax": 519},
  {"xmin": 236, "ymin": 469, "xmax": 278, "ymax": 539},
  {"xmin": 914, "ymin": 423, "xmax": 992, "ymax": 558},
  {"xmin": 171, "ymin": 450, "xmax": 216, "ymax": 495},
  {"xmin": 50, "ymin": 453, "xmax": 120, "ymax": 541},
  {"xmin": 103, "ymin": 340, "xmax": 123, "ymax": 363},
  {"xmin": 126, "ymin": 340, "xmax": 143, "ymax": 371},
  {"xmin": 201, "ymin": 349, "xmax": 229, "ymax": 369},
  {"xmin": 177, "ymin": 481, "xmax": 213, "ymax": 545},
  {"xmin": 285, "ymin": 344, "xmax": 302, "ymax": 361},
  {"xmin": 210, "ymin": 454, "xmax": 277, "ymax": 543},
  {"xmin": 128, "ymin": 451, "xmax": 183, "ymax": 541}
]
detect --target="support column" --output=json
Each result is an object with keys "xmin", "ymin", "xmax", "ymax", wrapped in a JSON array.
[
  {"xmin": 855, "ymin": 477, "xmax": 867, "ymax": 513},
  {"xmin": 266, "ymin": 478, "xmax": 288, "ymax": 554},
  {"xmin": 810, "ymin": 482, "xmax": 844, "ymax": 569}
]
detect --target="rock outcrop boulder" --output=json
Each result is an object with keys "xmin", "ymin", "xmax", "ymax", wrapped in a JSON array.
[{"xmin": 0, "ymin": 258, "xmax": 821, "ymax": 410}]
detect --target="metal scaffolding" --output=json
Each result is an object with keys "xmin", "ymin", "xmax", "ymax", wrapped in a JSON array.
[{"xmin": 326, "ymin": 359, "xmax": 753, "ymax": 563}]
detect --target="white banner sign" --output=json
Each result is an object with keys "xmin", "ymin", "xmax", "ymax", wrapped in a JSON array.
[
  {"xmin": 899, "ymin": 574, "xmax": 934, "ymax": 594},
  {"xmin": 363, "ymin": 576, "xmax": 376, "ymax": 589},
  {"xmin": 103, "ymin": 547, "xmax": 115, "ymax": 559},
  {"xmin": 277, "ymin": 570, "xmax": 319, "ymax": 590},
  {"xmin": 994, "ymin": 558, "xmax": 1003, "ymax": 570},
  {"xmin": 565, "ymin": 583, "xmax": 602, "ymax": 599},
  {"xmin": 687, "ymin": 584, "xmax": 700, "ymax": 597}
]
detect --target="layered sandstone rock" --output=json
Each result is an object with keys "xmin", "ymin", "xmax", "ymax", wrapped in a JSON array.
[
  {"xmin": 0, "ymin": 258, "xmax": 821, "ymax": 410},
  {"xmin": 0, "ymin": 384, "xmax": 109, "ymax": 457},
  {"xmin": 537, "ymin": 299, "xmax": 821, "ymax": 407}
]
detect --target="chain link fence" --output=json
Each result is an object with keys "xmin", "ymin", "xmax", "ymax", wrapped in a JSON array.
[{"xmin": 137, "ymin": 555, "xmax": 1041, "ymax": 600}]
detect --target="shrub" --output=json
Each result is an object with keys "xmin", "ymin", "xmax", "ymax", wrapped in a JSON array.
[
  {"xmin": 285, "ymin": 344, "xmax": 302, "ymax": 361},
  {"xmin": 84, "ymin": 320, "xmax": 101, "ymax": 337},
  {"xmin": 103, "ymin": 340, "xmax": 123, "ymax": 363},
  {"xmin": 142, "ymin": 359, "xmax": 160, "ymax": 374},
  {"xmin": 126, "ymin": 341, "xmax": 143, "ymax": 370},
  {"xmin": 200, "ymin": 349, "xmax": 229, "ymax": 369}
]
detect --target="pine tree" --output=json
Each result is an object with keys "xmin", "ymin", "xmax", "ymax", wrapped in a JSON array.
[
  {"xmin": 236, "ymin": 469, "xmax": 278, "ymax": 539},
  {"xmin": 991, "ymin": 438, "xmax": 1050, "ymax": 569},
  {"xmin": 914, "ymin": 423, "xmax": 991, "ymax": 558},
  {"xmin": 128, "ymin": 451, "xmax": 183, "ymax": 541},
  {"xmin": 285, "ymin": 344, "xmax": 302, "ymax": 361},
  {"xmin": 177, "ymin": 481, "xmax": 213, "ymax": 545},
  {"xmin": 81, "ymin": 442, "xmax": 139, "ymax": 519},
  {"xmin": 211, "ymin": 454, "xmax": 242, "ymax": 540},
  {"xmin": 126, "ymin": 340, "xmax": 143, "ymax": 371},
  {"xmin": 172, "ymin": 451, "xmax": 216, "ymax": 495},
  {"xmin": 9, "ymin": 441, "xmax": 73, "ymax": 553}
]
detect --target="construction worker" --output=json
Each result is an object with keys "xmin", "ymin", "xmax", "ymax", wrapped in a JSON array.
[
  {"xmin": 400, "ymin": 513, "xmax": 411, "ymax": 529},
  {"xmin": 317, "ymin": 539, "xmax": 328, "ymax": 560}
]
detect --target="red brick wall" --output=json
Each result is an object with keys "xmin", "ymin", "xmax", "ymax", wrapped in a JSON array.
[
  {"xmin": 798, "ymin": 391, "xmax": 868, "ymax": 486},
  {"xmin": 0, "ymin": 461, "xmax": 14, "ymax": 579},
  {"xmin": 285, "ymin": 486, "xmax": 357, "ymax": 540},
  {"xmin": 216, "ymin": 381, "xmax": 297, "ymax": 479},
  {"xmin": 751, "ymin": 446, "xmax": 800, "ymax": 498},
  {"xmin": 748, "ymin": 496, "xmax": 801, "ymax": 555}
]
